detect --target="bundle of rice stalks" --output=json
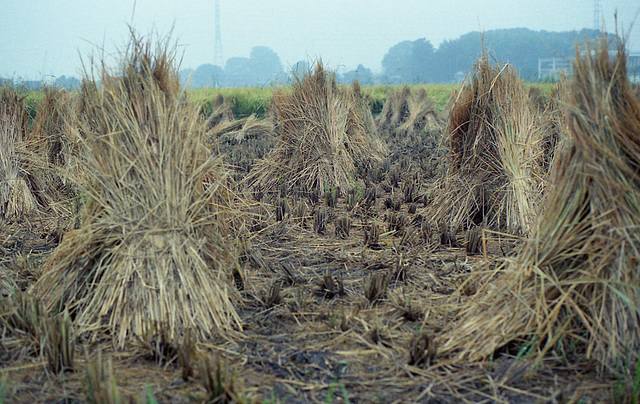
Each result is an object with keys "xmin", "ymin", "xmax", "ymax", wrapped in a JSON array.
[
  {"xmin": 209, "ymin": 114, "xmax": 276, "ymax": 181},
  {"xmin": 428, "ymin": 55, "xmax": 545, "ymax": 234},
  {"xmin": 375, "ymin": 86, "xmax": 443, "ymax": 137},
  {"xmin": 207, "ymin": 94, "xmax": 235, "ymax": 129},
  {"xmin": 437, "ymin": 38, "xmax": 640, "ymax": 375},
  {"xmin": 210, "ymin": 113, "xmax": 274, "ymax": 146},
  {"xmin": 530, "ymin": 80, "xmax": 571, "ymax": 174},
  {"xmin": 375, "ymin": 86, "xmax": 445, "ymax": 179},
  {"xmin": 246, "ymin": 62, "xmax": 388, "ymax": 194},
  {"xmin": 30, "ymin": 86, "xmax": 85, "ymax": 207},
  {"xmin": 32, "ymin": 87, "xmax": 72, "ymax": 166},
  {"xmin": 32, "ymin": 32, "xmax": 240, "ymax": 347},
  {"xmin": 0, "ymin": 87, "xmax": 49, "ymax": 219}
]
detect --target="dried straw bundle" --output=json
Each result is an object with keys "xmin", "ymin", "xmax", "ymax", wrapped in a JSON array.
[
  {"xmin": 531, "ymin": 80, "xmax": 571, "ymax": 174},
  {"xmin": 0, "ymin": 87, "xmax": 46, "ymax": 219},
  {"xmin": 246, "ymin": 62, "xmax": 388, "ymax": 194},
  {"xmin": 32, "ymin": 33, "xmax": 240, "ymax": 347},
  {"xmin": 207, "ymin": 94, "xmax": 235, "ymax": 129},
  {"xmin": 32, "ymin": 87, "xmax": 72, "ymax": 167},
  {"xmin": 211, "ymin": 114, "xmax": 274, "ymax": 146},
  {"xmin": 30, "ymin": 87, "xmax": 86, "ymax": 205},
  {"xmin": 210, "ymin": 114, "xmax": 277, "ymax": 178},
  {"xmin": 429, "ymin": 56, "xmax": 545, "ymax": 234},
  {"xmin": 437, "ymin": 39, "xmax": 640, "ymax": 374},
  {"xmin": 375, "ymin": 86, "xmax": 442, "ymax": 136}
]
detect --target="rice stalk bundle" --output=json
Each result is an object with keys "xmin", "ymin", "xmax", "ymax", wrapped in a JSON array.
[
  {"xmin": 0, "ymin": 87, "xmax": 44, "ymax": 219},
  {"xmin": 32, "ymin": 32, "xmax": 240, "ymax": 347},
  {"xmin": 246, "ymin": 62, "xmax": 388, "ymax": 194},
  {"xmin": 30, "ymin": 86, "xmax": 86, "ymax": 206},
  {"xmin": 32, "ymin": 87, "xmax": 72, "ymax": 167},
  {"xmin": 210, "ymin": 114, "xmax": 274, "ymax": 146},
  {"xmin": 207, "ymin": 94, "xmax": 235, "ymax": 129},
  {"xmin": 531, "ymin": 80, "xmax": 571, "ymax": 175},
  {"xmin": 429, "ymin": 55, "xmax": 545, "ymax": 234},
  {"xmin": 437, "ymin": 38, "xmax": 640, "ymax": 375},
  {"xmin": 375, "ymin": 86, "xmax": 442, "ymax": 137}
]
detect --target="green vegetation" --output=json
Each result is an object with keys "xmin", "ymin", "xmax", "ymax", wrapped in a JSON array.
[
  {"xmin": 188, "ymin": 82, "xmax": 555, "ymax": 118},
  {"xmin": 361, "ymin": 84, "xmax": 457, "ymax": 115},
  {"xmin": 188, "ymin": 86, "xmax": 277, "ymax": 118},
  {"xmin": 18, "ymin": 82, "xmax": 554, "ymax": 121},
  {"xmin": 187, "ymin": 83, "xmax": 461, "ymax": 118}
]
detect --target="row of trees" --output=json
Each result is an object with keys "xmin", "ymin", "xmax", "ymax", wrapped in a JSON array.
[
  {"xmin": 2, "ymin": 28, "xmax": 612, "ymax": 89},
  {"xmin": 382, "ymin": 28, "xmax": 607, "ymax": 83},
  {"xmin": 180, "ymin": 46, "xmax": 284, "ymax": 88},
  {"xmin": 182, "ymin": 28, "xmax": 608, "ymax": 88},
  {"xmin": 179, "ymin": 46, "xmax": 374, "ymax": 88}
]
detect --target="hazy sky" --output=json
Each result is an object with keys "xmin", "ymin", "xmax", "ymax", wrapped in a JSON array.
[{"xmin": 2, "ymin": 0, "xmax": 638, "ymax": 80}]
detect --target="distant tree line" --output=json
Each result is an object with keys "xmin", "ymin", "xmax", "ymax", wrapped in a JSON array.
[
  {"xmin": 179, "ymin": 46, "xmax": 375, "ymax": 88},
  {"xmin": 181, "ymin": 46, "xmax": 286, "ymax": 88},
  {"xmin": 0, "ymin": 75, "xmax": 80, "ymax": 91},
  {"xmin": 1, "ymin": 28, "xmax": 617, "ymax": 90},
  {"xmin": 381, "ymin": 28, "xmax": 610, "ymax": 83},
  {"xmin": 178, "ymin": 28, "xmax": 616, "ymax": 87}
]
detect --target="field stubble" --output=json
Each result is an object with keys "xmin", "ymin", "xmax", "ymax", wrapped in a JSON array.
[{"xmin": 0, "ymin": 46, "xmax": 627, "ymax": 402}]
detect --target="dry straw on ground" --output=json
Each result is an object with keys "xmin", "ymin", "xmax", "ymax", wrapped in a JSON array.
[
  {"xmin": 32, "ymin": 32, "xmax": 240, "ymax": 347},
  {"xmin": 429, "ymin": 55, "xmax": 545, "ymax": 234},
  {"xmin": 246, "ymin": 62, "xmax": 388, "ymax": 194},
  {"xmin": 437, "ymin": 38, "xmax": 640, "ymax": 375}
]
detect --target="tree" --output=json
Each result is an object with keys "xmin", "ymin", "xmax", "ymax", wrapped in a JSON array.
[
  {"xmin": 340, "ymin": 64, "xmax": 373, "ymax": 85},
  {"xmin": 381, "ymin": 39, "xmax": 436, "ymax": 83},
  {"xmin": 290, "ymin": 60, "xmax": 310, "ymax": 79},
  {"xmin": 179, "ymin": 68, "xmax": 193, "ymax": 87},
  {"xmin": 381, "ymin": 40, "xmax": 413, "ymax": 83},
  {"xmin": 409, "ymin": 39, "xmax": 436, "ymax": 83},
  {"xmin": 249, "ymin": 46, "xmax": 283, "ymax": 85},
  {"xmin": 54, "ymin": 75, "xmax": 80, "ymax": 90},
  {"xmin": 224, "ymin": 57, "xmax": 253, "ymax": 86},
  {"xmin": 192, "ymin": 64, "xmax": 224, "ymax": 88}
]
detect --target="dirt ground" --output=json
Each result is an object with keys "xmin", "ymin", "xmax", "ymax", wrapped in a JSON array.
[
  {"xmin": 0, "ymin": 99, "xmax": 621, "ymax": 403},
  {"xmin": 0, "ymin": 174, "xmax": 618, "ymax": 404}
]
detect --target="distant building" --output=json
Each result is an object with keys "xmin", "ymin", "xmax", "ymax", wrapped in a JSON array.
[
  {"xmin": 537, "ymin": 57, "xmax": 572, "ymax": 81},
  {"xmin": 538, "ymin": 52, "xmax": 640, "ymax": 82},
  {"xmin": 629, "ymin": 52, "xmax": 640, "ymax": 83}
]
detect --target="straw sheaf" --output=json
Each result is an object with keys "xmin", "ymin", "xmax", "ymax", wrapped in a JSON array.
[
  {"xmin": 534, "ymin": 79, "xmax": 571, "ymax": 176},
  {"xmin": 437, "ymin": 38, "xmax": 640, "ymax": 375},
  {"xmin": 429, "ymin": 56, "xmax": 545, "ymax": 234},
  {"xmin": 30, "ymin": 87, "xmax": 87, "ymax": 210},
  {"xmin": 32, "ymin": 33, "xmax": 241, "ymax": 347},
  {"xmin": 210, "ymin": 113, "xmax": 274, "ymax": 146},
  {"xmin": 0, "ymin": 87, "xmax": 52, "ymax": 219},
  {"xmin": 207, "ymin": 94, "xmax": 235, "ymax": 129},
  {"xmin": 246, "ymin": 62, "xmax": 388, "ymax": 194},
  {"xmin": 375, "ymin": 86, "xmax": 443, "ymax": 136},
  {"xmin": 31, "ymin": 88, "xmax": 73, "ymax": 166}
]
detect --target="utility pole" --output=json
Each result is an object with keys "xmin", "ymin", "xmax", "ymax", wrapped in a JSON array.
[
  {"xmin": 214, "ymin": 0, "xmax": 223, "ymax": 67},
  {"xmin": 593, "ymin": 0, "xmax": 601, "ymax": 32}
]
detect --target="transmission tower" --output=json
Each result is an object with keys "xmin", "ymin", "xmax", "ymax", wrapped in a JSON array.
[
  {"xmin": 593, "ymin": 0, "xmax": 601, "ymax": 32},
  {"xmin": 214, "ymin": 0, "xmax": 223, "ymax": 67}
]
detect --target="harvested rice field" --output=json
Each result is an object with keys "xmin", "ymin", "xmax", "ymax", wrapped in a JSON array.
[{"xmin": 1, "ymin": 34, "xmax": 640, "ymax": 403}]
